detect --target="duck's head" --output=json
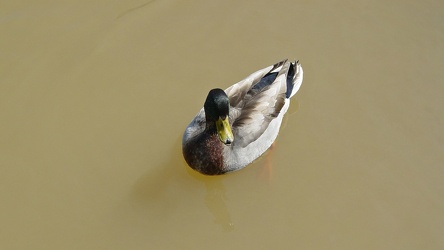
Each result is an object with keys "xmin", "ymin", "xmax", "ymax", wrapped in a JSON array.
[{"xmin": 204, "ymin": 89, "xmax": 234, "ymax": 145}]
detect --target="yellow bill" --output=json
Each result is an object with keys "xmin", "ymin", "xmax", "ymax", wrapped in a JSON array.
[{"xmin": 216, "ymin": 116, "xmax": 234, "ymax": 145}]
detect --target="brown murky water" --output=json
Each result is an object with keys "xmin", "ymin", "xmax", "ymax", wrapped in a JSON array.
[{"xmin": 1, "ymin": 1, "xmax": 443, "ymax": 249}]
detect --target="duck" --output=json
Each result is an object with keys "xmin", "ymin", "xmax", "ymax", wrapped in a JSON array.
[{"xmin": 182, "ymin": 59, "xmax": 303, "ymax": 175}]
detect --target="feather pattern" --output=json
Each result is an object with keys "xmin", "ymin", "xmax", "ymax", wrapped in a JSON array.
[{"xmin": 228, "ymin": 60, "xmax": 290, "ymax": 147}]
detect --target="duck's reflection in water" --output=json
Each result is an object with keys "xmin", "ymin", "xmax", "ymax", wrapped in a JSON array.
[
  {"xmin": 131, "ymin": 138, "xmax": 234, "ymax": 232},
  {"xmin": 186, "ymin": 168, "xmax": 234, "ymax": 232}
]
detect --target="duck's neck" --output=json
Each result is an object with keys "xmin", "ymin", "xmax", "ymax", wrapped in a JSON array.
[{"xmin": 205, "ymin": 118, "xmax": 217, "ymax": 131}]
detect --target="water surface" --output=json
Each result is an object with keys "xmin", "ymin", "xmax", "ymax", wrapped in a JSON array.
[{"xmin": 1, "ymin": 1, "xmax": 443, "ymax": 249}]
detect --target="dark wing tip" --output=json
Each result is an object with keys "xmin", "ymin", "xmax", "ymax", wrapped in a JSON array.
[{"xmin": 285, "ymin": 61, "xmax": 298, "ymax": 98}]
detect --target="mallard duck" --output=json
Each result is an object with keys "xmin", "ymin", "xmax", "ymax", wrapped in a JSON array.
[{"xmin": 182, "ymin": 59, "xmax": 303, "ymax": 175}]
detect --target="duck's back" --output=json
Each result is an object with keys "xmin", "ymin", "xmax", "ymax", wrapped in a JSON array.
[{"xmin": 222, "ymin": 60, "xmax": 303, "ymax": 172}]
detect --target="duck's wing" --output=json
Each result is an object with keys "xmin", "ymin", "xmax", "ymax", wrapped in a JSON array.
[
  {"xmin": 227, "ymin": 60, "xmax": 296, "ymax": 148},
  {"xmin": 225, "ymin": 60, "xmax": 287, "ymax": 108}
]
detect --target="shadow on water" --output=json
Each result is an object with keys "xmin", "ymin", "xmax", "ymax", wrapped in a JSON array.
[{"xmin": 131, "ymin": 136, "xmax": 235, "ymax": 231}]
